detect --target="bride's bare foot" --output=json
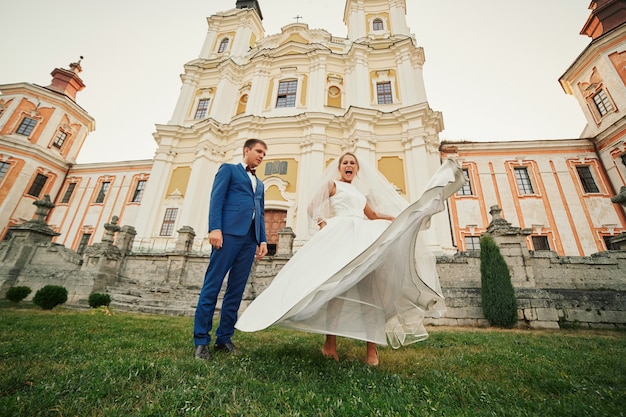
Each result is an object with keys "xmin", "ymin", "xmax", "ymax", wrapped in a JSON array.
[
  {"xmin": 322, "ymin": 335, "xmax": 339, "ymax": 361},
  {"xmin": 321, "ymin": 346, "xmax": 339, "ymax": 361},
  {"xmin": 365, "ymin": 342, "xmax": 379, "ymax": 366}
]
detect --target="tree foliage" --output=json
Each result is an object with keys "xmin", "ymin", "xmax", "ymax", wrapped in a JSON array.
[{"xmin": 480, "ymin": 234, "xmax": 518, "ymax": 327}]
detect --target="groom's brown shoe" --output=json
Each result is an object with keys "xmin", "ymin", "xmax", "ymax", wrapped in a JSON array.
[{"xmin": 194, "ymin": 345, "xmax": 211, "ymax": 360}]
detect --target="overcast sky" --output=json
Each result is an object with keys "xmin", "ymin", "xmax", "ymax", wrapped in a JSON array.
[{"xmin": 1, "ymin": 1, "xmax": 592, "ymax": 163}]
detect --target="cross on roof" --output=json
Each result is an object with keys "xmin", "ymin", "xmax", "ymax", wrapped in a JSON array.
[{"xmin": 293, "ymin": 15, "xmax": 303, "ymax": 23}]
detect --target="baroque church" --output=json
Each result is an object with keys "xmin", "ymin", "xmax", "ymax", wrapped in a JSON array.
[{"xmin": 1, "ymin": 0, "xmax": 625, "ymax": 260}]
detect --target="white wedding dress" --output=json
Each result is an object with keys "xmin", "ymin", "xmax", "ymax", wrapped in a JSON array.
[{"xmin": 236, "ymin": 160, "xmax": 464, "ymax": 348}]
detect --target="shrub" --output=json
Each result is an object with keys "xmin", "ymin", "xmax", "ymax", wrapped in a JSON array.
[
  {"xmin": 6, "ymin": 286, "xmax": 31, "ymax": 303},
  {"xmin": 32, "ymin": 285, "xmax": 68, "ymax": 310},
  {"xmin": 480, "ymin": 234, "xmax": 518, "ymax": 328},
  {"xmin": 88, "ymin": 293, "xmax": 111, "ymax": 308}
]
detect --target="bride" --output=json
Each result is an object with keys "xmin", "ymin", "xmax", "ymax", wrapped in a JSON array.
[{"xmin": 236, "ymin": 152, "xmax": 464, "ymax": 366}]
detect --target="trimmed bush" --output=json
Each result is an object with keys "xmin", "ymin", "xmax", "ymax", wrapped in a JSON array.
[
  {"xmin": 480, "ymin": 234, "xmax": 518, "ymax": 328},
  {"xmin": 6, "ymin": 286, "xmax": 31, "ymax": 303},
  {"xmin": 88, "ymin": 293, "xmax": 111, "ymax": 308},
  {"xmin": 32, "ymin": 285, "xmax": 68, "ymax": 310}
]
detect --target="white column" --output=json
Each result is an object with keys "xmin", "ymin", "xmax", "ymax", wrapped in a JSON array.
[
  {"xmin": 396, "ymin": 50, "xmax": 419, "ymax": 105},
  {"xmin": 295, "ymin": 138, "xmax": 326, "ymax": 246},
  {"xmin": 309, "ymin": 58, "xmax": 327, "ymax": 110},
  {"xmin": 404, "ymin": 130, "xmax": 455, "ymax": 254},
  {"xmin": 211, "ymin": 68, "xmax": 238, "ymax": 123},
  {"xmin": 247, "ymin": 65, "xmax": 270, "ymax": 114},
  {"xmin": 389, "ymin": 0, "xmax": 410, "ymax": 36},
  {"xmin": 176, "ymin": 146, "xmax": 220, "ymax": 237},
  {"xmin": 345, "ymin": 2, "xmax": 366, "ymax": 40},
  {"xmin": 348, "ymin": 53, "xmax": 369, "ymax": 107},
  {"xmin": 133, "ymin": 151, "xmax": 176, "ymax": 238},
  {"xmin": 169, "ymin": 74, "xmax": 199, "ymax": 124},
  {"xmin": 199, "ymin": 30, "xmax": 218, "ymax": 59},
  {"xmin": 231, "ymin": 26, "xmax": 253, "ymax": 58}
]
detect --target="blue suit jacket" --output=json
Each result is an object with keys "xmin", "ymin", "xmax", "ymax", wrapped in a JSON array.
[{"xmin": 208, "ymin": 163, "xmax": 266, "ymax": 244}]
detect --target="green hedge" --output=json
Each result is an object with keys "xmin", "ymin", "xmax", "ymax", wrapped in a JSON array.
[
  {"xmin": 32, "ymin": 285, "xmax": 68, "ymax": 310},
  {"xmin": 6, "ymin": 286, "xmax": 32, "ymax": 303},
  {"xmin": 480, "ymin": 234, "xmax": 518, "ymax": 327},
  {"xmin": 88, "ymin": 293, "xmax": 111, "ymax": 308}
]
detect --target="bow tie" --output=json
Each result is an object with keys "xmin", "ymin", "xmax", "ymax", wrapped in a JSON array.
[{"xmin": 246, "ymin": 165, "xmax": 256, "ymax": 176}]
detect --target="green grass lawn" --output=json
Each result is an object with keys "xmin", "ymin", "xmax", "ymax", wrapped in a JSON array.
[{"xmin": 1, "ymin": 301, "xmax": 624, "ymax": 417}]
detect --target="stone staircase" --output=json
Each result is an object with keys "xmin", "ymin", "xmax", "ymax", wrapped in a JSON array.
[{"xmin": 105, "ymin": 277, "xmax": 201, "ymax": 316}]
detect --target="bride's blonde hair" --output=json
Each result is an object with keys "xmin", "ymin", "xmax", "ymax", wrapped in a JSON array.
[{"xmin": 338, "ymin": 152, "xmax": 359, "ymax": 169}]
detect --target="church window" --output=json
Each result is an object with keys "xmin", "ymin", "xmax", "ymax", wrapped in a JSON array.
[
  {"xmin": 576, "ymin": 166, "xmax": 600, "ymax": 193},
  {"xmin": 373, "ymin": 18, "xmax": 384, "ymax": 31},
  {"xmin": 27, "ymin": 173, "xmax": 48, "ymax": 197},
  {"xmin": 77, "ymin": 233, "xmax": 92, "ymax": 255},
  {"xmin": 603, "ymin": 235, "xmax": 620, "ymax": 251},
  {"xmin": 131, "ymin": 180, "xmax": 146, "ymax": 203},
  {"xmin": 464, "ymin": 236, "xmax": 480, "ymax": 251},
  {"xmin": 16, "ymin": 117, "xmax": 37, "ymax": 136},
  {"xmin": 0, "ymin": 161, "xmax": 10, "ymax": 183},
  {"xmin": 376, "ymin": 82, "xmax": 393, "ymax": 104},
  {"xmin": 195, "ymin": 99, "xmax": 210, "ymax": 119},
  {"xmin": 53, "ymin": 130, "xmax": 68, "ymax": 149},
  {"xmin": 514, "ymin": 167, "xmax": 534, "ymax": 194},
  {"xmin": 60, "ymin": 182, "xmax": 76, "ymax": 204},
  {"xmin": 218, "ymin": 38, "xmax": 229, "ymax": 53},
  {"xmin": 276, "ymin": 80, "xmax": 297, "ymax": 108},
  {"xmin": 160, "ymin": 208, "xmax": 178, "ymax": 236},
  {"xmin": 457, "ymin": 169, "xmax": 473, "ymax": 196},
  {"xmin": 236, "ymin": 94, "xmax": 249, "ymax": 115},
  {"xmin": 621, "ymin": 153, "xmax": 626, "ymax": 168},
  {"xmin": 95, "ymin": 181, "xmax": 110, "ymax": 204},
  {"xmin": 592, "ymin": 89, "xmax": 613, "ymax": 117},
  {"xmin": 532, "ymin": 236, "xmax": 550, "ymax": 251}
]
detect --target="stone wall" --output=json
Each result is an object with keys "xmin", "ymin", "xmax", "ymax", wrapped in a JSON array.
[
  {"xmin": 430, "ymin": 206, "xmax": 626, "ymax": 330},
  {"xmin": 432, "ymin": 250, "xmax": 626, "ymax": 329},
  {"xmin": 1, "ymin": 205, "xmax": 624, "ymax": 330}
]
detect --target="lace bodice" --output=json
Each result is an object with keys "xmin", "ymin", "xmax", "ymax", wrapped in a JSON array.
[{"xmin": 330, "ymin": 181, "xmax": 366, "ymax": 218}]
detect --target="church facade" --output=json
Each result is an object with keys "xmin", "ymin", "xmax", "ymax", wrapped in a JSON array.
[{"xmin": 1, "ymin": 0, "xmax": 625, "ymax": 258}]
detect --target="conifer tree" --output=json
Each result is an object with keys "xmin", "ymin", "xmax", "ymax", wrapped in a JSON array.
[{"xmin": 480, "ymin": 234, "xmax": 518, "ymax": 327}]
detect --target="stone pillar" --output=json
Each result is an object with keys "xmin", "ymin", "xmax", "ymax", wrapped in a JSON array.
[
  {"xmin": 485, "ymin": 205, "xmax": 534, "ymax": 286},
  {"xmin": 174, "ymin": 226, "xmax": 196, "ymax": 254},
  {"xmin": 81, "ymin": 216, "xmax": 123, "ymax": 292},
  {"xmin": 276, "ymin": 227, "xmax": 295, "ymax": 258},
  {"xmin": 116, "ymin": 225, "xmax": 137, "ymax": 256},
  {"xmin": 101, "ymin": 216, "xmax": 121, "ymax": 245},
  {"xmin": 0, "ymin": 195, "xmax": 61, "ymax": 295},
  {"xmin": 485, "ymin": 205, "xmax": 560, "ymax": 329},
  {"xmin": 610, "ymin": 187, "xmax": 626, "ymax": 250}
]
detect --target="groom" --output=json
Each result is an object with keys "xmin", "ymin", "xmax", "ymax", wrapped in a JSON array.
[{"xmin": 193, "ymin": 139, "xmax": 268, "ymax": 360}]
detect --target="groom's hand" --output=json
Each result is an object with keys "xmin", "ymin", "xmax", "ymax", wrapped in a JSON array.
[
  {"xmin": 256, "ymin": 242, "xmax": 268, "ymax": 260},
  {"xmin": 209, "ymin": 230, "xmax": 223, "ymax": 249}
]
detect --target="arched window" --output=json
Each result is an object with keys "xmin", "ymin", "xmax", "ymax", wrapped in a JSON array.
[
  {"xmin": 218, "ymin": 38, "xmax": 229, "ymax": 53},
  {"xmin": 373, "ymin": 18, "xmax": 384, "ymax": 31}
]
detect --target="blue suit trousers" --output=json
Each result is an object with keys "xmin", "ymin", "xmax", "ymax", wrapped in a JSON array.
[{"xmin": 193, "ymin": 222, "xmax": 257, "ymax": 346}]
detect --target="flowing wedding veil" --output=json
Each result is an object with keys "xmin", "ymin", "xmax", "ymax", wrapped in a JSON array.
[{"xmin": 306, "ymin": 154, "xmax": 410, "ymax": 231}]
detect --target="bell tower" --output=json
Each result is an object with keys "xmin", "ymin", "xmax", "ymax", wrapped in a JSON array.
[
  {"xmin": 235, "ymin": 0, "xmax": 263, "ymax": 20},
  {"xmin": 343, "ymin": 0, "xmax": 410, "ymax": 41},
  {"xmin": 560, "ymin": 0, "xmax": 626, "ymax": 202},
  {"xmin": 196, "ymin": 1, "xmax": 265, "ymax": 61}
]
